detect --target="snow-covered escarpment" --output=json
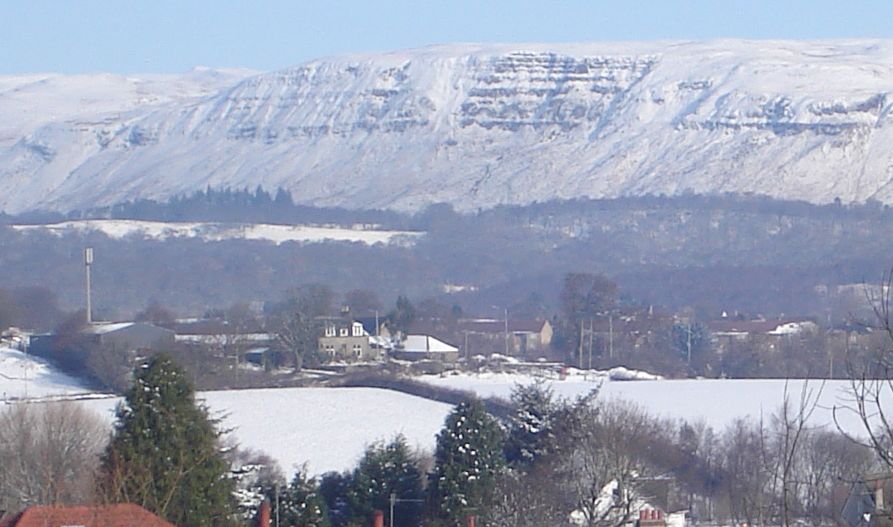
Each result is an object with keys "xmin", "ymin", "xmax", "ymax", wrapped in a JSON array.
[{"xmin": 5, "ymin": 40, "xmax": 893, "ymax": 213}]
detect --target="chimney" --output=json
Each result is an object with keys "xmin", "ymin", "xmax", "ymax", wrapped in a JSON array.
[
  {"xmin": 637, "ymin": 508, "xmax": 667, "ymax": 527},
  {"xmin": 256, "ymin": 500, "xmax": 271, "ymax": 527},
  {"xmin": 466, "ymin": 515, "xmax": 476, "ymax": 527},
  {"xmin": 373, "ymin": 510, "xmax": 384, "ymax": 527}
]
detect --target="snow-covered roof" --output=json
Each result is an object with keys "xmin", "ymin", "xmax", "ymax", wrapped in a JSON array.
[
  {"xmin": 768, "ymin": 321, "xmax": 817, "ymax": 336},
  {"xmin": 175, "ymin": 333, "xmax": 274, "ymax": 343},
  {"xmin": 401, "ymin": 335, "xmax": 458, "ymax": 353},
  {"xmin": 81, "ymin": 322, "xmax": 135, "ymax": 335},
  {"xmin": 369, "ymin": 335, "xmax": 391, "ymax": 348}
]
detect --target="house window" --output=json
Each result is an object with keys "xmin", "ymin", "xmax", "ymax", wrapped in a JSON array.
[
  {"xmin": 340, "ymin": 328, "xmax": 348, "ymax": 337},
  {"xmin": 325, "ymin": 344, "xmax": 335, "ymax": 356},
  {"xmin": 353, "ymin": 344, "xmax": 363, "ymax": 357},
  {"xmin": 325, "ymin": 324, "xmax": 335, "ymax": 337},
  {"xmin": 352, "ymin": 323, "xmax": 364, "ymax": 337}
]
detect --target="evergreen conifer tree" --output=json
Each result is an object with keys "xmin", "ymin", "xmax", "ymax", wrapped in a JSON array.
[
  {"xmin": 505, "ymin": 382, "xmax": 556, "ymax": 468},
  {"xmin": 349, "ymin": 435, "xmax": 423, "ymax": 527},
  {"xmin": 430, "ymin": 400, "xmax": 505, "ymax": 525},
  {"xmin": 99, "ymin": 354, "xmax": 237, "ymax": 526},
  {"xmin": 273, "ymin": 468, "xmax": 330, "ymax": 527},
  {"xmin": 319, "ymin": 472, "xmax": 353, "ymax": 527}
]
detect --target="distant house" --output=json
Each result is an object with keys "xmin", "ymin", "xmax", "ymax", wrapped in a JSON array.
[
  {"xmin": 318, "ymin": 318, "xmax": 382, "ymax": 362},
  {"xmin": 0, "ymin": 504, "xmax": 175, "ymax": 527},
  {"xmin": 169, "ymin": 318, "xmax": 275, "ymax": 347},
  {"xmin": 584, "ymin": 315, "xmax": 670, "ymax": 356},
  {"xmin": 392, "ymin": 335, "xmax": 460, "ymax": 363},
  {"xmin": 456, "ymin": 319, "xmax": 553, "ymax": 355},
  {"xmin": 30, "ymin": 321, "xmax": 175, "ymax": 355},
  {"xmin": 81, "ymin": 322, "xmax": 176, "ymax": 349},
  {"xmin": 843, "ymin": 472, "xmax": 893, "ymax": 527},
  {"xmin": 706, "ymin": 318, "xmax": 818, "ymax": 353}
]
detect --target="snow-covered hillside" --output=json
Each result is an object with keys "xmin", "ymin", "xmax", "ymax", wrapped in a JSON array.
[
  {"xmin": 0, "ymin": 68, "xmax": 253, "ymax": 149},
  {"xmin": 11, "ymin": 219, "xmax": 422, "ymax": 246},
  {"xmin": 5, "ymin": 41, "xmax": 893, "ymax": 213}
]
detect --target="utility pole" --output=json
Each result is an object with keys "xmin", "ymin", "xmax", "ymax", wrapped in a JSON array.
[
  {"xmin": 390, "ymin": 493, "xmax": 395, "ymax": 527},
  {"xmin": 275, "ymin": 485, "xmax": 280, "ymax": 527},
  {"xmin": 503, "ymin": 307, "xmax": 509, "ymax": 356},
  {"xmin": 588, "ymin": 318, "xmax": 593, "ymax": 369},
  {"xmin": 389, "ymin": 492, "xmax": 423, "ymax": 527},
  {"xmin": 84, "ymin": 247, "xmax": 94, "ymax": 324}
]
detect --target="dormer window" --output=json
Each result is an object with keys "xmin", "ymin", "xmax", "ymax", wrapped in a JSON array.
[
  {"xmin": 340, "ymin": 327, "xmax": 348, "ymax": 337},
  {"xmin": 352, "ymin": 322, "xmax": 364, "ymax": 336},
  {"xmin": 325, "ymin": 324, "xmax": 335, "ymax": 337}
]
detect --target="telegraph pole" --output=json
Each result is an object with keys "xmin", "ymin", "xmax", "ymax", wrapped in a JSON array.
[
  {"xmin": 389, "ymin": 492, "xmax": 424, "ymax": 527},
  {"xmin": 84, "ymin": 247, "xmax": 94, "ymax": 324},
  {"xmin": 503, "ymin": 307, "xmax": 509, "ymax": 356}
]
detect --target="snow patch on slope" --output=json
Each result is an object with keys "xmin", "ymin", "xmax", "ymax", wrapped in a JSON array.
[
  {"xmin": 11, "ymin": 219, "xmax": 423, "ymax": 246},
  {"xmin": 0, "ymin": 347, "xmax": 91, "ymax": 399}
]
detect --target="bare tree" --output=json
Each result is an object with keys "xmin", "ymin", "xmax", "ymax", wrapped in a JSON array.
[
  {"xmin": 272, "ymin": 286, "xmax": 332, "ymax": 371},
  {"xmin": 773, "ymin": 380, "xmax": 824, "ymax": 527},
  {"xmin": 720, "ymin": 416, "xmax": 777, "ymax": 526},
  {"xmin": 834, "ymin": 269, "xmax": 893, "ymax": 471},
  {"xmin": 488, "ymin": 465, "xmax": 567, "ymax": 527},
  {"xmin": 0, "ymin": 402, "xmax": 108, "ymax": 512},
  {"xmin": 798, "ymin": 429, "xmax": 874, "ymax": 525},
  {"xmin": 551, "ymin": 397, "xmax": 649, "ymax": 527}
]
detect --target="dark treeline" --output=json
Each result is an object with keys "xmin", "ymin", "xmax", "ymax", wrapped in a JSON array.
[
  {"xmin": 3, "ymin": 192, "xmax": 893, "ymax": 321},
  {"xmin": 93, "ymin": 187, "xmax": 408, "ymax": 228}
]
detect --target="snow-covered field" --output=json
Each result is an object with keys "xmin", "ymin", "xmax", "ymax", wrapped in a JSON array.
[
  {"xmin": 0, "ymin": 347, "xmax": 883, "ymax": 475},
  {"xmin": 0, "ymin": 348, "xmax": 449, "ymax": 474},
  {"xmin": 419, "ymin": 370, "xmax": 871, "ymax": 434},
  {"xmin": 11, "ymin": 219, "xmax": 423, "ymax": 246},
  {"xmin": 77, "ymin": 388, "xmax": 452, "ymax": 475}
]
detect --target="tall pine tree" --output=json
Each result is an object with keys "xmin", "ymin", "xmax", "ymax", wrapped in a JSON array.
[
  {"xmin": 271, "ymin": 468, "xmax": 330, "ymax": 527},
  {"xmin": 504, "ymin": 382, "xmax": 557, "ymax": 469},
  {"xmin": 430, "ymin": 400, "xmax": 505, "ymax": 525},
  {"xmin": 99, "ymin": 354, "xmax": 237, "ymax": 526},
  {"xmin": 349, "ymin": 435, "xmax": 423, "ymax": 527}
]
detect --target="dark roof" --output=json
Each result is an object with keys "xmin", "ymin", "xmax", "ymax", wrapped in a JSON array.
[
  {"xmin": 585, "ymin": 318, "xmax": 668, "ymax": 333},
  {"xmin": 0, "ymin": 504, "xmax": 176, "ymax": 527},
  {"xmin": 169, "ymin": 318, "xmax": 264, "ymax": 335}
]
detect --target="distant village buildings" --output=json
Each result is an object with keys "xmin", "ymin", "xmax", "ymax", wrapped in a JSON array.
[{"xmin": 29, "ymin": 321, "xmax": 175, "ymax": 356}]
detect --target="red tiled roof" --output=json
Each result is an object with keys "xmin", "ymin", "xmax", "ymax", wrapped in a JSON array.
[{"xmin": 0, "ymin": 504, "xmax": 176, "ymax": 527}]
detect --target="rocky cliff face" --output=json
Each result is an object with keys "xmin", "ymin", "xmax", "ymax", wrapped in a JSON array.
[{"xmin": 4, "ymin": 41, "xmax": 893, "ymax": 214}]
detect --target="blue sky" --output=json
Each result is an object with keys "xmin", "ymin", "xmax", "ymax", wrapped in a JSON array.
[{"xmin": 2, "ymin": 0, "xmax": 892, "ymax": 74}]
